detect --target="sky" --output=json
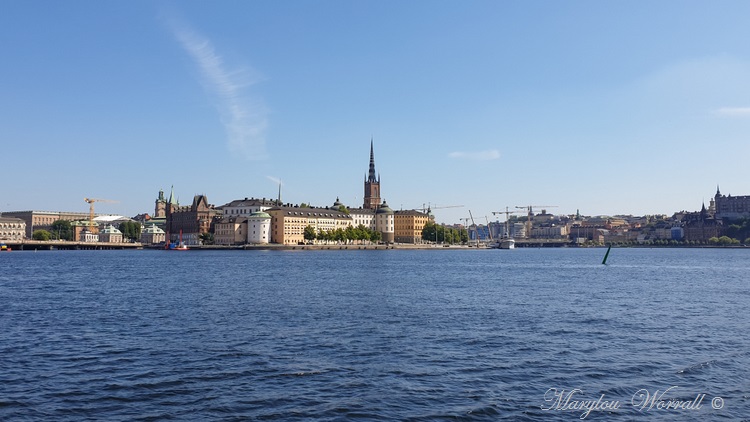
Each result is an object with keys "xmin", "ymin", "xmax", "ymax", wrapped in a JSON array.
[{"xmin": 3, "ymin": 1, "xmax": 750, "ymax": 225}]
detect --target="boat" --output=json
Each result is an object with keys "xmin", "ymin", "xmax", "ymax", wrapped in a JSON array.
[
  {"xmin": 488, "ymin": 207, "xmax": 516, "ymax": 249},
  {"xmin": 167, "ymin": 230, "xmax": 189, "ymax": 250},
  {"xmin": 0, "ymin": 243, "xmax": 11, "ymax": 252},
  {"xmin": 488, "ymin": 234, "xmax": 515, "ymax": 249}
]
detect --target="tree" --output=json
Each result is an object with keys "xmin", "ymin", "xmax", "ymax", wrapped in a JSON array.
[
  {"xmin": 337, "ymin": 205, "xmax": 350, "ymax": 214},
  {"xmin": 32, "ymin": 230, "xmax": 51, "ymax": 241},
  {"xmin": 370, "ymin": 230, "xmax": 382, "ymax": 243},
  {"xmin": 344, "ymin": 225, "xmax": 355, "ymax": 243},
  {"xmin": 119, "ymin": 221, "xmax": 142, "ymax": 242},
  {"xmin": 422, "ymin": 221, "xmax": 438, "ymax": 242},
  {"xmin": 333, "ymin": 228, "xmax": 346, "ymax": 243},
  {"xmin": 200, "ymin": 232, "xmax": 214, "ymax": 245},
  {"xmin": 459, "ymin": 228, "xmax": 468, "ymax": 243},
  {"xmin": 50, "ymin": 220, "xmax": 73, "ymax": 241},
  {"xmin": 303, "ymin": 225, "xmax": 317, "ymax": 243}
]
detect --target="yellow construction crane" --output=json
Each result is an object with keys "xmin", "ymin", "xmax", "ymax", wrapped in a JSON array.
[
  {"xmin": 410, "ymin": 203, "xmax": 464, "ymax": 214},
  {"xmin": 84, "ymin": 197, "xmax": 118, "ymax": 233},
  {"xmin": 515, "ymin": 205, "xmax": 558, "ymax": 239}
]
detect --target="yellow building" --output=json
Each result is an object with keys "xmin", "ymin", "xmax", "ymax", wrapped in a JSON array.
[
  {"xmin": 268, "ymin": 206, "xmax": 352, "ymax": 245},
  {"xmin": 214, "ymin": 216, "xmax": 248, "ymax": 245},
  {"xmin": 394, "ymin": 209, "xmax": 429, "ymax": 244}
]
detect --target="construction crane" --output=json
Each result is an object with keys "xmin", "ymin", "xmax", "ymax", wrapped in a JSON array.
[
  {"xmin": 468, "ymin": 210, "xmax": 481, "ymax": 247},
  {"xmin": 410, "ymin": 203, "xmax": 464, "ymax": 214},
  {"xmin": 492, "ymin": 207, "xmax": 524, "ymax": 238},
  {"xmin": 515, "ymin": 205, "xmax": 558, "ymax": 239},
  {"xmin": 84, "ymin": 197, "xmax": 118, "ymax": 233}
]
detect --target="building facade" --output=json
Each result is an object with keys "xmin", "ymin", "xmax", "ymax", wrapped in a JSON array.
[
  {"xmin": 98, "ymin": 225, "xmax": 123, "ymax": 243},
  {"xmin": 0, "ymin": 217, "xmax": 26, "ymax": 242},
  {"xmin": 140, "ymin": 224, "xmax": 166, "ymax": 245},
  {"xmin": 1, "ymin": 210, "xmax": 94, "ymax": 238},
  {"xmin": 214, "ymin": 216, "xmax": 248, "ymax": 245},
  {"xmin": 714, "ymin": 186, "xmax": 750, "ymax": 220},
  {"xmin": 166, "ymin": 193, "xmax": 220, "ymax": 245},
  {"xmin": 375, "ymin": 201, "xmax": 395, "ymax": 243},
  {"xmin": 394, "ymin": 209, "xmax": 429, "ymax": 243},
  {"xmin": 247, "ymin": 211, "xmax": 271, "ymax": 244},
  {"xmin": 268, "ymin": 206, "xmax": 352, "ymax": 245}
]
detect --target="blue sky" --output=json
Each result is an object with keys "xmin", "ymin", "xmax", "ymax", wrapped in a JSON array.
[{"xmin": 3, "ymin": 1, "xmax": 750, "ymax": 224}]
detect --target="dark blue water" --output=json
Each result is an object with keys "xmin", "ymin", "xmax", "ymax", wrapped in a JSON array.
[{"xmin": 1, "ymin": 248, "xmax": 748, "ymax": 421}]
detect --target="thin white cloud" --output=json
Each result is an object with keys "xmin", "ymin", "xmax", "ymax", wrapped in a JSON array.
[
  {"xmin": 448, "ymin": 149, "xmax": 501, "ymax": 161},
  {"xmin": 265, "ymin": 175, "xmax": 282, "ymax": 186},
  {"xmin": 171, "ymin": 21, "xmax": 268, "ymax": 160},
  {"xmin": 714, "ymin": 107, "xmax": 750, "ymax": 117}
]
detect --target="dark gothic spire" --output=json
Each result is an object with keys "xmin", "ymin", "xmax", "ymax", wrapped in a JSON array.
[
  {"xmin": 716, "ymin": 184, "xmax": 721, "ymax": 196},
  {"xmin": 368, "ymin": 138, "xmax": 377, "ymax": 183}
]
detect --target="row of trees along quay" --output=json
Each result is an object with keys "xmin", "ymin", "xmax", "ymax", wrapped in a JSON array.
[
  {"xmin": 301, "ymin": 222, "xmax": 469, "ymax": 245},
  {"xmin": 31, "ymin": 219, "xmax": 142, "ymax": 242},
  {"xmin": 303, "ymin": 224, "xmax": 382, "ymax": 244},
  {"xmin": 421, "ymin": 221, "xmax": 469, "ymax": 244}
]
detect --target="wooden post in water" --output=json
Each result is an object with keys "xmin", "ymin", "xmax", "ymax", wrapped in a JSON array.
[{"xmin": 602, "ymin": 244, "xmax": 612, "ymax": 265}]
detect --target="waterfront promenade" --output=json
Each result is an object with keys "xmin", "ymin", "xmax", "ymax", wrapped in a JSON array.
[{"xmin": 3, "ymin": 240, "xmax": 143, "ymax": 250}]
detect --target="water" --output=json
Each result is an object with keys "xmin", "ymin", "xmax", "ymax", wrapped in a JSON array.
[{"xmin": 1, "ymin": 248, "xmax": 748, "ymax": 421}]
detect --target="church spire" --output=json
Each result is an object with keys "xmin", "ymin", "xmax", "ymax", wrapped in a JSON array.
[
  {"xmin": 168, "ymin": 185, "xmax": 178, "ymax": 205},
  {"xmin": 363, "ymin": 139, "xmax": 381, "ymax": 210},
  {"xmin": 368, "ymin": 138, "xmax": 377, "ymax": 183}
]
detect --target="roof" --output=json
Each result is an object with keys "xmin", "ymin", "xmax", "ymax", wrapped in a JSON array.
[
  {"xmin": 219, "ymin": 198, "xmax": 278, "ymax": 209},
  {"xmin": 142, "ymin": 224, "xmax": 165, "ymax": 234},
  {"xmin": 267, "ymin": 206, "xmax": 352, "ymax": 219},
  {"xmin": 248, "ymin": 211, "xmax": 271, "ymax": 219},
  {"xmin": 376, "ymin": 201, "xmax": 394, "ymax": 215},
  {"xmin": 100, "ymin": 225, "xmax": 122, "ymax": 234},
  {"xmin": 93, "ymin": 215, "xmax": 128, "ymax": 222},
  {"xmin": 216, "ymin": 216, "xmax": 249, "ymax": 224},
  {"xmin": 394, "ymin": 210, "xmax": 428, "ymax": 217}
]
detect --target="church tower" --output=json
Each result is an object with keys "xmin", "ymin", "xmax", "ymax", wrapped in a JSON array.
[
  {"xmin": 154, "ymin": 189, "xmax": 167, "ymax": 218},
  {"xmin": 363, "ymin": 140, "xmax": 381, "ymax": 209}
]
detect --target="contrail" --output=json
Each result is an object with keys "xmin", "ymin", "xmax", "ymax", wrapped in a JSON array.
[{"xmin": 170, "ymin": 20, "xmax": 268, "ymax": 160}]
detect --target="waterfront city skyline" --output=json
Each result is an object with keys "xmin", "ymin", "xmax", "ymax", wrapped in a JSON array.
[{"xmin": 3, "ymin": 2, "xmax": 750, "ymax": 224}]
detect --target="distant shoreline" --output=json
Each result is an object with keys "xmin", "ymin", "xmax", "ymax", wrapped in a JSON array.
[{"xmin": 3, "ymin": 241, "xmax": 748, "ymax": 251}]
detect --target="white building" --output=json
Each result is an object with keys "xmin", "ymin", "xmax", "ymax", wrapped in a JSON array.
[
  {"xmin": 140, "ymin": 224, "xmax": 166, "ymax": 245},
  {"xmin": 98, "ymin": 225, "xmax": 123, "ymax": 243},
  {"xmin": 375, "ymin": 200, "xmax": 395, "ymax": 243},
  {"xmin": 0, "ymin": 217, "xmax": 26, "ymax": 241},
  {"xmin": 247, "ymin": 211, "xmax": 271, "ymax": 244},
  {"xmin": 220, "ymin": 198, "xmax": 277, "ymax": 217}
]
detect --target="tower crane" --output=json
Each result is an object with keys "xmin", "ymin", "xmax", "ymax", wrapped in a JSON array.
[
  {"xmin": 514, "ymin": 205, "xmax": 558, "ymax": 239},
  {"xmin": 492, "ymin": 207, "xmax": 524, "ymax": 238},
  {"xmin": 410, "ymin": 203, "xmax": 464, "ymax": 213},
  {"xmin": 84, "ymin": 197, "xmax": 118, "ymax": 233}
]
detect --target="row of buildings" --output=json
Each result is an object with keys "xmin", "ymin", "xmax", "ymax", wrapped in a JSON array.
[
  {"xmin": 463, "ymin": 186, "xmax": 750, "ymax": 244},
  {"xmin": 156, "ymin": 142, "xmax": 431, "ymax": 246},
  {"xmin": 3, "ymin": 138, "xmax": 749, "ymax": 246},
  {"xmin": 0, "ymin": 142, "xmax": 430, "ymax": 246}
]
